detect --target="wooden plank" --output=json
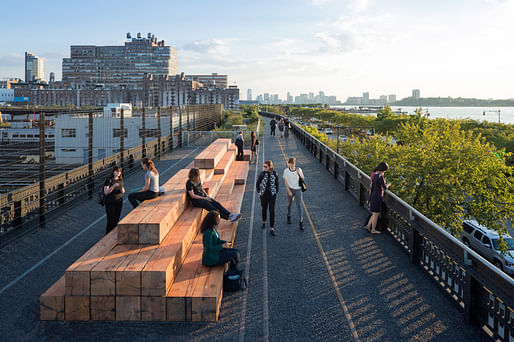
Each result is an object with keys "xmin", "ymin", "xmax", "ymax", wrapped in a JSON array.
[
  {"xmin": 40, "ymin": 276, "xmax": 65, "ymax": 321},
  {"xmin": 118, "ymin": 207, "xmax": 149, "ymax": 244},
  {"xmin": 65, "ymin": 228, "xmax": 118, "ymax": 296},
  {"xmin": 214, "ymin": 149, "xmax": 235, "ymax": 175},
  {"xmin": 194, "ymin": 141, "xmax": 228, "ymax": 169},
  {"xmin": 233, "ymin": 161, "xmax": 250, "ymax": 185},
  {"xmin": 91, "ymin": 296, "xmax": 115, "ymax": 320},
  {"xmin": 116, "ymin": 296, "xmax": 141, "ymax": 321},
  {"xmin": 90, "ymin": 245, "xmax": 138, "ymax": 296},
  {"xmin": 141, "ymin": 297, "xmax": 166, "ymax": 321},
  {"xmin": 65, "ymin": 296, "xmax": 90, "ymax": 320},
  {"xmin": 242, "ymin": 149, "xmax": 251, "ymax": 161},
  {"xmin": 116, "ymin": 245, "xmax": 157, "ymax": 296}
]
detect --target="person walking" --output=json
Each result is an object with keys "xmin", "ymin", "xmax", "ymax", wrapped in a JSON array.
[
  {"xmin": 270, "ymin": 118, "xmax": 277, "ymax": 136},
  {"xmin": 283, "ymin": 157, "xmax": 305, "ymax": 230},
  {"xmin": 250, "ymin": 131, "xmax": 258, "ymax": 164},
  {"xmin": 257, "ymin": 160, "xmax": 279, "ymax": 236},
  {"xmin": 128, "ymin": 158, "xmax": 159, "ymax": 208},
  {"xmin": 103, "ymin": 165, "xmax": 124, "ymax": 234},
  {"xmin": 364, "ymin": 162, "xmax": 391, "ymax": 234},
  {"xmin": 186, "ymin": 168, "xmax": 242, "ymax": 222},
  {"xmin": 284, "ymin": 118, "xmax": 290, "ymax": 138},
  {"xmin": 201, "ymin": 210, "xmax": 240, "ymax": 269},
  {"xmin": 278, "ymin": 118, "xmax": 284, "ymax": 138},
  {"xmin": 235, "ymin": 131, "xmax": 244, "ymax": 161}
]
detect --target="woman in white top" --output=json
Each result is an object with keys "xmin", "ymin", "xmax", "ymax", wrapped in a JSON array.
[
  {"xmin": 128, "ymin": 158, "xmax": 160, "ymax": 208},
  {"xmin": 283, "ymin": 157, "xmax": 305, "ymax": 230}
]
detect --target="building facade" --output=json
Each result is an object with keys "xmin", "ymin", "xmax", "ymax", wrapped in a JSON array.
[
  {"xmin": 412, "ymin": 89, "xmax": 420, "ymax": 99},
  {"xmin": 25, "ymin": 52, "xmax": 45, "ymax": 82},
  {"xmin": 185, "ymin": 73, "xmax": 228, "ymax": 89}
]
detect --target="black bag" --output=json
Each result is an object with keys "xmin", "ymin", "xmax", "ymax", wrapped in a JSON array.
[
  {"xmin": 297, "ymin": 169, "xmax": 307, "ymax": 192},
  {"xmin": 223, "ymin": 268, "xmax": 247, "ymax": 292},
  {"xmin": 97, "ymin": 189, "xmax": 106, "ymax": 206},
  {"xmin": 255, "ymin": 139, "xmax": 259, "ymax": 146}
]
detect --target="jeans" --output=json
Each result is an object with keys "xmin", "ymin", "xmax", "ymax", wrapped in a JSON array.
[
  {"xmin": 128, "ymin": 191, "xmax": 158, "ymax": 208},
  {"xmin": 287, "ymin": 188, "xmax": 303, "ymax": 222},
  {"xmin": 192, "ymin": 198, "xmax": 231, "ymax": 220},
  {"xmin": 105, "ymin": 200, "xmax": 122, "ymax": 234},
  {"xmin": 260, "ymin": 194, "xmax": 276, "ymax": 227},
  {"xmin": 236, "ymin": 145, "xmax": 244, "ymax": 161},
  {"xmin": 212, "ymin": 248, "xmax": 240, "ymax": 268},
  {"xmin": 270, "ymin": 127, "xmax": 276, "ymax": 136}
]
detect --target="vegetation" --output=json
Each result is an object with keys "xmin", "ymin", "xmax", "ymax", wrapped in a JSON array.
[
  {"xmin": 216, "ymin": 105, "xmax": 264, "ymax": 138},
  {"xmin": 393, "ymin": 96, "xmax": 514, "ymax": 107}
]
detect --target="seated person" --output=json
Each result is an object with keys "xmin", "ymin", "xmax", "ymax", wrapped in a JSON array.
[
  {"xmin": 186, "ymin": 168, "xmax": 241, "ymax": 223},
  {"xmin": 201, "ymin": 210, "xmax": 240, "ymax": 269}
]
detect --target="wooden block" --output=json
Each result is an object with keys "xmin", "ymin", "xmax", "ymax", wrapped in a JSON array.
[
  {"xmin": 91, "ymin": 296, "xmax": 115, "ymax": 320},
  {"xmin": 117, "ymin": 245, "xmax": 157, "ymax": 296},
  {"xmin": 233, "ymin": 161, "xmax": 250, "ymax": 185},
  {"xmin": 65, "ymin": 296, "xmax": 90, "ymax": 320},
  {"xmin": 40, "ymin": 276, "xmax": 65, "ymax": 321},
  {"xmin": 91, "ymin": 245, "xmax": 137, "ymax": 296},
  {"xmin": 141, "ymin": 297, "xmax": 166, "ymax": 321},
  {"xmin": 118, "ymin": 208, "xmax": 150, "ymax": 244},
  {"xmin": 242, "ymin": 149, "xmax": 251, "ymax": 161},
  {"xmin": 65, "ymin": 228, "xmax": 118, "ymax": 296},
  {"xmin": 192, "ymin": 297, "xmax": 219, "ymax": 322},
  {"xmin": 166, "ymin": 297, "xmax": 190, "ymax": 321},
  {"xmin": 214, "ymin": 150, "xmax": 235, "ymax": 175},
  {"xmin": 116, "ymin": 296, "xmax": 141, "ymax": 321}
]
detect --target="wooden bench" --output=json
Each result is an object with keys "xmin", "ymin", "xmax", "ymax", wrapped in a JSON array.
[
  {"xmin": 214, "ymin": 149, "xmax": 235, "ymax": 175},
  {"xmin": 194, "ymin": 139, "xmax": 230, "ymax": 169}
]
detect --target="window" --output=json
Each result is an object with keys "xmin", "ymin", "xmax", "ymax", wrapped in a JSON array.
[
  {"xmin": 139, "ymin": 128, "xmax": 159, "ymax": 137},
  {"xmin": 462, "ymin": 223, "xmax": 475, "ymax": 233},
  {"xmin": 473, "ymin": 230, "xmax": 483, "ymax": 241},
  {"xmin": 113, "ymin": 128, "xmax": 128, "ymax": 138},
  {"xmin": 61, "ymin": 148, "xmax": 76, "ymax": 152},
  {"xmin": 482, "ymin": 236, "xmax": 492, "ymax": 246},
  {"xmin": 61, "ymin": 128, "xmax": 76, "ymax": 138}
]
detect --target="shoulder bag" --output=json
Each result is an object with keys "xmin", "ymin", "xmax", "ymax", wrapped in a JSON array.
[{"xmin": 297, "ymin": 168, "xmax": 307, "ymax": 192}]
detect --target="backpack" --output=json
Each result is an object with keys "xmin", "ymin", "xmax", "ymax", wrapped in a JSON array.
[
  {"xmin": 223, "ymin": 267, "xmax": 247, "ymax": 292},
  {"xmin": 235, "ymin": 136, "xmax": 243, "ymax": 148}
]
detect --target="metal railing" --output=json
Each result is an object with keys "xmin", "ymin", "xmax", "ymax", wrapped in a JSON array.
[
  {"xmin": 181, "ymin": 131, "xmax": 236, "ymax": 147},
  {"xmin": 260, "ymin": 111, "xmax": 514, "ymax": 341}
]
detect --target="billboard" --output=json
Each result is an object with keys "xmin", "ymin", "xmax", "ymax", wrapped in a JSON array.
[{"xmin": 14, "ymin": 97, "xmax": 30, "ymax": 102}]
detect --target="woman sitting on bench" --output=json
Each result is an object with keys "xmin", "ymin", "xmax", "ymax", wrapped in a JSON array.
[
  {"xmin": 201, "ymin": 210, "xmax": 240, "ymax": 269},
  {"xmin": 186, "ymin": 168, "xmax": 241, "ymax": 223},
  {"xmin": 128, "ymin": 158, "xmax": 159, "ymax": 208}
]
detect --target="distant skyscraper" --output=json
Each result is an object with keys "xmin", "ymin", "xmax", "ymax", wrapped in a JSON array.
[
  {"xmin": 247, "ymin": 89, "xmax": 252, "ymax": 101},
  {"xmin": 25, "ymin": 52, "xmax": 45, "ymax": 82},
  {"xmin": 308, "ymin": 92, "xmax": 314, "ymax": 102},
  {"xmin": 49, "ymin": 72, "xmax": 55, "ymax": 83},
  {"xmin": 412, "ymin": 89, "xmax": 420, "ymax": 99},
  {"xmin": 287, "ymin": 92, "xmax": 293, "ymax": 104},
  {"xmin": 363, "ymin": 92, "xmax": 369, "ymax": 104},
  {"xmin": 388, "ymin": 94, "xmax": 397, "ymax": 103},
  {"xmin": 264, "ymin": 93, "xmax": 270, "ymax": 103},
  {"xmin": 319, "ymin": 91, "xmax": 325, "ymax": 104},
  {"xmin": 379, "ymin": 95, "xmax": 387, "ymax": 104}
]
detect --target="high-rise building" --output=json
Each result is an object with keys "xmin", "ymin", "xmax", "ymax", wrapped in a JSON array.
[
  {"xmin": 379, "ymin": 95, "xmax": 387, "ymax": 104},
  {"xmin": 186, "ymin": 73, "xmax": 228, "ymax": 89},
  {"xmin": 319, "ymin": 91, "xmax": 325, "ymax": 104},
  {"xmin": 247, "ymin": 89, "xmax": 252, "ymax": 101},
  {"xmin": 287, "ymin": 92, "xmax": 293, "ymax": 104},
  {"xmin": 263, "ymin": 93, "xmax": 270, "ymax": 103},
  {"xmin": 62, "ymin": 33, "xmax": 178, "ymax": 89},
  {"xmin": 25, "ymin": 52, "xmax": 45, "ymax": 82},
  {"xmin": 412, "ymin": 89, "xmax": 420, "ymax": 99},
  {"xmin": 388, "ymin": 94, "xmax": 397, "ymax": 103},
  {"xmin": 362, "ymin": 92, "xmax": 369, "ymax": 104}
]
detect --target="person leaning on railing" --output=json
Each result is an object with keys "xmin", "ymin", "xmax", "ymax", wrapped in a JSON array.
[
  {"xmin": 128, "ymin": 158, "xmax": 160, "ymax": 208},
  {"xmin": 364, "ymin": 162, "xmax": 391, "ymax": 234}
]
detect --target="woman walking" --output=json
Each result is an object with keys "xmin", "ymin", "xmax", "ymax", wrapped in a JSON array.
[
  {"xmin": 284, "ymin": 118, "xmax": 290, "ymax": 138},
  {"xmin": 128, "ymin": 158, "xmax": 160, "ymax": 208},
  {"xmin": 250, "ymin": 131, "xmax": 258, "ymax": 164},
  {"xmin": 186, "ymin": 168, "xmax": 242, "ymax": 223},
  {"xmin": 257, "ymin": 160, "xmax": 279, "ymax": 236},
  {"xmin": 364, "ymin": 162, "xmax": 391, "ymax": 234},
  {"xmin": 103, "ymin": 165, "xmax": 124, "ymax": 234},
  {"xmin": 278, "ymin": 118, "xmax": 284, "ymax": 138},
  {"xmin": 201, "ymin": 210, "xmax": 240, "ymax": 269},
  {"xmin": 283, "ymin": 157, "xmax": 305, "ymax": 230}
]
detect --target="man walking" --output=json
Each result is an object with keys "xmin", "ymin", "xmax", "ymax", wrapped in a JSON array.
[{"xmin": 270, "ymin": 117, "xmax": 277, "ymax": 136}]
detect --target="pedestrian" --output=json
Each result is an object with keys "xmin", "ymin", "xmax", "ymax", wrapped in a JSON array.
[
  {"xmin": 284, "ymin": 118, "xmax": 290, "ymax": 138},
  {"xmin": 103, "ymin": 165, "xmax": 124, "ymax": 234},
  {"xmin": 235, "ymin": 131, "xmax": 244, "ymax": 161},
  {"xmin": 364, "ymin": 162, "xmax": 391, "ymax": 234},
  {"xmin": 278, "ymin": 118, "xmax": 284, "ymax": 138},
  {"xmin": 186, "ymin": 168, "xmax": 242, "ymax": 222},
  {"xmin": 283, "ymin": 157, "xmax": 305, "ymax": 230},
  {"xmin": 250, "ymin": 131, "xmax": 258, "ymax": 164},
  {"xmin": 270, "ymin": 118, "xmax": 277, "ymax": 136},
  {"xmin": 128, "ymin": 158, "xmax": 159, "ymax": 208},
  {"xmin": 201, "ymin": 210, "xmax": 240, "ymax": 269},
  {"xmin": 257, "ymin": 160, "xmax": 279, "ymax": 236}
]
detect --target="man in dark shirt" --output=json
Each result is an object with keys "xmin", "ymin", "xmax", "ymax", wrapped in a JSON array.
[{"xmin": 270, "ymin": 118, "xmax": 277, "ymax": 136}]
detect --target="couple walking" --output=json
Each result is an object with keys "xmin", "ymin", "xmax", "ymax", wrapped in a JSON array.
[{"xmin": 256, "ymin": 157, "xmax": 305, "ymax": 236}]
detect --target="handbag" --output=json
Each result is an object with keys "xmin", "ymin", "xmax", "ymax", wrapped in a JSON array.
[
  {"xmin": 97, "ymin": 189, "xmax": 106, "ymax": 206},
  {"xmin": 297, "ymin": 169, "xmax": 307, "ymax": 192},
  {"xmin": 223, "ymin": 268, "xmax": 247, "ymax": 292}
]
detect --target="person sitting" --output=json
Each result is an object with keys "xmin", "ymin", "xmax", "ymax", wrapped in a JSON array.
[
  {"xmin": 128, "ymin": 158, "xmax": 159, "ymax": 208},
  {"xmin": 201, "ymin": 210, "xmax": 240, "ymax": 269},
  {"xmin": 186, "ymin": 168, "xmax": 241, "ymax": 223}
]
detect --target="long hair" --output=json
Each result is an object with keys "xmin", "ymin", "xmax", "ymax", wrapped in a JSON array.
[
  {"xmin": 142, "ymin": 158, "xmax": 158, "ymax": 175},
  {"xmin": 251, "ymin": 131, "xmax": 256, "ymax": 141},
  {"xmin": 200, "ymin": 210, "xmax": 221, "ymax": 233},
  {"xmin": 109, "ymin": 165, "xmax": 123, "ymax": 181},
  {"xmin": 188, "ymin": 168, "xmax": 201, "ymax": 183},
  {"xmin": 373, "ymin": 162, "xmax": 389, "ymax": 172},
  {"xmin": 264, "ymin": 160, "xmax": 274, "ymax": 171}
]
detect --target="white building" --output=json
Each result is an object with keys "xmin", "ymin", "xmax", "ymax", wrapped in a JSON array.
[{"xmin": 0, "ymin": 89, "xmax": 14, "ymax": 104}]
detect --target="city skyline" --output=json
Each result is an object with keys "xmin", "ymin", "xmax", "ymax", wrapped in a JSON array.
[{"xmin": 1, "ymin": 0, "xmax": 514, "ymax": 99}]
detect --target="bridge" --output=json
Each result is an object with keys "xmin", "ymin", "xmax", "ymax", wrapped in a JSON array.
[{"xmin": 0, "ymin": 114, "xmax": 511, "ymax": 341}]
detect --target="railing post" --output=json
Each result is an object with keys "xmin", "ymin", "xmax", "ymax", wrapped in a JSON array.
[
  {"xmin": 88, "ymin": 111, "xmax": 93, "ymax": 200},
  {"xmin": 142, "ymin": 107, "xmax": 146, "ymax": 158},
  {"xmin": 157, "ymin": 107, "xmax": 161, "ymax": 160},
  {"xmin": 326, "ymin": 153, "xmax": 330, "ymax": 170},
  {"xmin": 344, "ymin": 170, "xmax": 350, "ymax": 191},
  {"xmin": 169, "ymin": 106, "xmax": 173, "ymax": 153},
  {"xmin": 178, "ymin": 106, "xmax": 183, "ymax": 148},
  {"xmin": 463, "ymin": 270, "xmax": 480, "ymax": 325},
  {"xmin": 39, "ymin": 111, "xmax": 46, "ymax": 228},
  {"xmin": 334, "ymin": 161, "xmax": 338, "ymax": 180},
  {"xmin": 120, "ymin": 108, "xmax": 125, "ymax": 169},
  {"xmin": 408, "ymin": 222, "xmax": 423, "ymax": 265}
]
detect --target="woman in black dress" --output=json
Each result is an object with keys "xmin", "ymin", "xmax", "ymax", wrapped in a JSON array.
[
  {"xmin": 256, "ymin": 160, "xmax": 279, "ymax": 236},
  {"xmin": 364, "ymin": 162, "xmax": 390, "ymax": 234},
  {"xmin": 250, "ymin": 131, "xmax": 258, "ymax": 164},
  {"xmin": 104, "ymin": 165, "xmax": 125, "ymax": 234}
]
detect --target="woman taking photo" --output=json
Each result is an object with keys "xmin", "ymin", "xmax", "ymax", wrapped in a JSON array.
[
  {"xmin": 128, "ymin": 158, "xmax": 160, "ymax": 208},
  {"xmin": 364, "ymin": 162, "xmax": 391, "ymax": 234},
  {"xmin": 283, "ymin": 157, "xmax": 305, "ymax": 230},
  {"xmin": 256, "ymin": 160, "xmax": 279, "ymax": 236},
  {"xmin": 104, "ymin": 165, "xmax": 124, "ymax": 234},
  {"xmin": 186, "ymin": 168, "xmax": 242, "ymax": 223},
  {"xmin": 250, "ymin": 131, "xmax": 258, "ymax": 164},
  {"xmin": 201, "ymin": 210, "xmax": 240, "ymax": 269}
]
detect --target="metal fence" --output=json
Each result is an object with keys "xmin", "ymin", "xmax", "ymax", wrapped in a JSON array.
[
  {"xmin": 0, "ymin": 104, "xmax": 223, "ymax": 245},
  {"xmin": 181, "ymin": 131, "xmax": 236, "ymax": 147},
  {"xmin": 260, "ymin": 111, "xmax": 514, "ymax": 341}
]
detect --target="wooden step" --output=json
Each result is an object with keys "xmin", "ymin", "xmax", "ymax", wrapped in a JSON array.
[
  {"xmin": 214, "ymin": 149, "xmax": 235, "ymax": 175},
  {"xmin": 243, "ymin": 149, "xmax": 250, "ymax": 161},
  {"xmin": 194, "ymin": 139, "xmax": 229, "ymax": 169},
  {"xmin": 40, "ymin": 276, "xmax": 65, "ymax": 320},
  {"xmin": 232, "ymin": 161, "xmax": 250, "ymax": 185}
]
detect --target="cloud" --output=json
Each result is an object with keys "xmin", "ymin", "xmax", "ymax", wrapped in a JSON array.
[
  {"xmin": 315, "ymin": 32, "xmax": 353, "ymax": 53},
  {"xmin": 182, "ymin": 39, "xmax": 229, "ymax": 57},
  {"xmin": 0, "ymin": 53, "xmax": 24, "ymax": 67},
  {"xmin": 311, "ymin": 0, "xmax": 370, "ymax": 12}
]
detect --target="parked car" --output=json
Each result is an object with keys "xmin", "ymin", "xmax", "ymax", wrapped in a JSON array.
[
  {"xmin": 461, "ymin": 220, "xmax": 514, "ymax": 276},
  {"xmin": 325, "ymin": 128, "xmax": 333, "ymax": 135}
]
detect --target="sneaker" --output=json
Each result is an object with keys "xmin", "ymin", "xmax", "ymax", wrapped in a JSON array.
[
  {"xmin": 287, "ymin": 216, "xmax": 291, "ymax": 224},
  {"xmin": 299, "ymin": 221, "xmax": 305, "ymax": 230},
  {"xmin": 262, "ymin": 222, "xmax": 266, "ymax": 229},
  {"xmin": 230, "ymin": 213, "xmax": 242, "ymax": 223},
  {"xmin": 270, "ymin": 228, "xmax": 276, "ymax": 236}
]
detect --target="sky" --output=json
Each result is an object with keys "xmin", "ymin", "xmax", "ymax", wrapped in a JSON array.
[{"xmin": 1, "ymin": 0, "xmax": 514, "ymax": 101}]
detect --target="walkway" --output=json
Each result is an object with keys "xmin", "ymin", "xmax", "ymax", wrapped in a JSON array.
[{"xmin": 0, "ymin": 119, "xmax": 489, "ymax": 341}]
